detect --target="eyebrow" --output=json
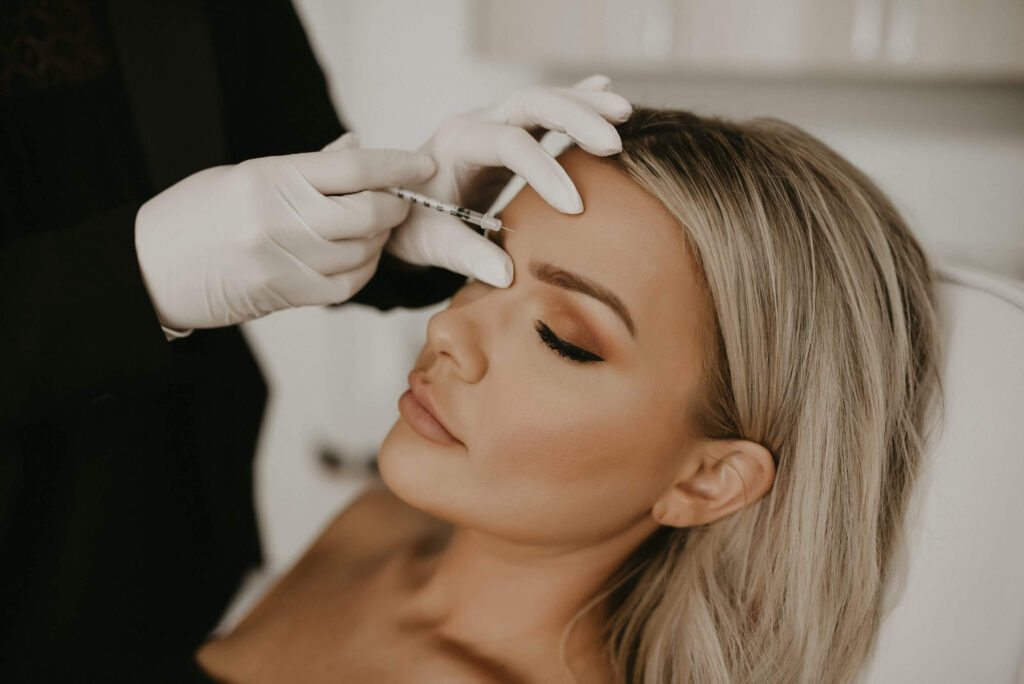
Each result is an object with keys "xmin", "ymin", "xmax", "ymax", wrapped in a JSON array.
[{"xmin": 529, "ymin": 260, "xmax": 636, "ymax": 338}]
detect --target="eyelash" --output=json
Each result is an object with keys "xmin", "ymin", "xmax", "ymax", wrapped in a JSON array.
[{"xmin": 534, "ymin": 320, "xmax": 604, "ymax": 364}]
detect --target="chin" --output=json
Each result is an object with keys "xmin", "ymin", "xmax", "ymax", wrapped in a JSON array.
[{"xmin": 377, "ymin": 418, "xmax": 462, "ymax": 522}]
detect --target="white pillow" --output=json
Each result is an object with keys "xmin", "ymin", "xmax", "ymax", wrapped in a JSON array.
[{"xmin": 863, "ymin": 262, "xmax": 1024, "ymax": 683}]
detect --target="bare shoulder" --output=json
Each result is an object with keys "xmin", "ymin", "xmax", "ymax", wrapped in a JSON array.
[{"xmin": 196, "ymin": 484, "xmax": 449, "ymax": 681}]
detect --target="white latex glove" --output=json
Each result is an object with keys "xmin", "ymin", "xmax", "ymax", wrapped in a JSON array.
[
  {"xmin": 135, "ymin": 134, "xmax": 436, "ymax": 335},
  {"xmin": 385, "ymin": 74, "xmax": 632, "ymax": 287}
]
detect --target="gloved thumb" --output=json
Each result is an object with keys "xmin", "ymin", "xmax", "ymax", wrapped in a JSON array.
[{"xmin": 386, "ymin": 209, "xmax": 513, "ymax": 288}]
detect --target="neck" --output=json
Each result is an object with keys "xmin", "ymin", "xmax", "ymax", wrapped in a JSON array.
[{"xmin": 397, "ymin": 514, "xmax": 660, "ymax": 673}]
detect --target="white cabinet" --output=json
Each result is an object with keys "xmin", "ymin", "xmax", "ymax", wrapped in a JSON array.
[{"xmin": 472, "ymin": 0, "xmax": 1024, "ymax": 81}]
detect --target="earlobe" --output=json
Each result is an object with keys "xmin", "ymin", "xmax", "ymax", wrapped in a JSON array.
[{"xmin": 651, "ymin": 439, "xmax": 776, "ymax": 528}]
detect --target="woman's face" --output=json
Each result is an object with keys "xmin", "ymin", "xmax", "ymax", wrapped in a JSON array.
[{"xmin": 378, "ymin": 148, "xmax": 712, "ymax": 547}]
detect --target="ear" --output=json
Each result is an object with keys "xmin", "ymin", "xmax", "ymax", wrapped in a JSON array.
[{"xmin": 651, "ymin": 439, "xmax": 775, "ymax": 528}]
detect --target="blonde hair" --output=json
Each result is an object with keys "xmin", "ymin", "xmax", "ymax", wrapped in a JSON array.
[{"xmin": 562, "ymin": 108, "xmax": 943, "ymax": 683}]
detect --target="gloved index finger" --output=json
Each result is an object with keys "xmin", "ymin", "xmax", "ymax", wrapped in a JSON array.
[
  {"xmin": 386, "ymin": 207, "xmax": 514, "ymax": 288},
  {"xmin": 290, "ymin": 148, "xmax": 436, "ymax": 196}
]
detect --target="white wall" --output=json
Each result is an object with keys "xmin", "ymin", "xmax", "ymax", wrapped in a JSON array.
[
  {"xmin": 616, "ymin": 75, "xmax": 1024, "ymax": 279},
  {"xmin": 244, "ymin": 0, "xmax": 1024, "ymax": 569}
]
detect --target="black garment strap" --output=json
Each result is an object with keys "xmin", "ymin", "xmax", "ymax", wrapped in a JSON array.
[{"xmin": 105, "ymin": 0, "xmax": 226, "ymax": 193}]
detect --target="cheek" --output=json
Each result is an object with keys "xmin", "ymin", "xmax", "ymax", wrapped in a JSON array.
[
  {"xmin": 469, "ymin": 383, "xmax": 678, "ymax": 545},
  {"xmin": 473, "ymin": 364, "xmax": 678, "ymax": 504}
]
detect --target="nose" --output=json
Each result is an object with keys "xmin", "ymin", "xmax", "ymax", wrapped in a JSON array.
[{"xmin": 424, "ymin": 286, "xmax": 491, "ymax": 383}]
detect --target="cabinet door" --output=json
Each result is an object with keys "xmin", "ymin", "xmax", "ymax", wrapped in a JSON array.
[{"xmin": 472, "ymin": 0, "xmax": 1024, "ymax": 81}]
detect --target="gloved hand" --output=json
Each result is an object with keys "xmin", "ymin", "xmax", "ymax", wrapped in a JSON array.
[
  {"xmin": 135, "ymin": 134, "xmax": 435, "ymax": 335},
  {"xmin": 385, "ymin": 74, "xmax": 632, "ymax": 288}
]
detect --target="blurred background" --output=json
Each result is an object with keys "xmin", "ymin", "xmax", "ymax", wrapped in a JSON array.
[{"xmin": 242, "ymin": 0, "xmax": 1024, "ymax": 571}]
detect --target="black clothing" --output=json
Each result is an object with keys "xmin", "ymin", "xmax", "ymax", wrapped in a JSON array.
[{"xmin": 0, "ymin": 1, "xmax": 464, "ymax": 681}]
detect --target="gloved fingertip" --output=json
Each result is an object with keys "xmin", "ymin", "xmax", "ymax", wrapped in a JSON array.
[
  {"xmin": 592, "ymin": 130, "xmax": 623, "ymax": 156},
  {"xmin": 595, "ymin": 143, "xmax": 622, "ymax": 157},
  {"xmin": 412, "ymin": 153, "xmax": 437, "ymax": 179},
  {"xmin": 480, "ymin": 256, "xmax": 513, "ymax": 288},
  {"xmin": 610, "ymin": 101, "xmax": 633, "ymax": 122},
  {"xmin": 545, "ymin": 174, "xmax": 584, "ymax": 214},
  {"xmin": 562, "ymin": 189, "xmax": 584, "ymax": 215},
  {"xmin": 500, "ymin": 256, "xmax": 514, "ymax": 287}
]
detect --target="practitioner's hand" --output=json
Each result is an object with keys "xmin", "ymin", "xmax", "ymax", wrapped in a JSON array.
[
  {"xmin": 135, "ymin": 134, "xmax": 435, "ymax": 335},
  {"xmin": 386, "ymin": 75, "xmax": 632, "ymax": 288}
]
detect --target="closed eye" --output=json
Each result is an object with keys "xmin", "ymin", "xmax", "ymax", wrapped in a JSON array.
[{"xmin": 535, "ymin": 320, "xmax": 604, "ymax": 364}]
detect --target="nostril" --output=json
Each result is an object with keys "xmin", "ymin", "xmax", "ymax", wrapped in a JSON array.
[{"xmin": 437, "ymin": 348, "xmax": 463, "ymax": 374}]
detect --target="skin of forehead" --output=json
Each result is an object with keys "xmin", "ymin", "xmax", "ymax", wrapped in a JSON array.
[{"xmin": 497, "ymin": 148, "xmax": 701, "ymax": 356}]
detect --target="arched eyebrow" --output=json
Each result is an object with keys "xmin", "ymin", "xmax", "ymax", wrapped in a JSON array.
[
  {"xmin": 490, "ymin": 225, "xmax": 637, "ymax": 337},
  {"xmin": 530, "ymin": 261, "xmax": 636, "ymax": 338}
]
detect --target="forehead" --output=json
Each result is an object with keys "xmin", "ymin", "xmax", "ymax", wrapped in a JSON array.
[{"xmin": 500, "ymin": 148, "xmax": 706, "ymax": 357}]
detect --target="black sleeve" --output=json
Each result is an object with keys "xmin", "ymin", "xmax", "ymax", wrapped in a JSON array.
[
  {"xmin": 205, "ymin": 0, "xmax": 345, "ymax": 163},
  {"xmin": 0, "ymin": 204, "xmax": 175, "ymax": 422}
]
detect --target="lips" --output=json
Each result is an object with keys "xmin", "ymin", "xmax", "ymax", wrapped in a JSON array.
[{"xmin": 399, "ymin": 370, "xmax": 463, "ymax": 447}]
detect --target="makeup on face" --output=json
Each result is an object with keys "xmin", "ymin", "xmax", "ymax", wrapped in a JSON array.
[
  {"xmin": 488, "ymin": 218, "xmax": 637, "ymax": 367},
  {"xmin": 378, "ymin": 149, "xmax": 710, "ymax": 554},
  {"xmin": 529, "ymin": 261, "xmax": 635, "ymax": 338}
]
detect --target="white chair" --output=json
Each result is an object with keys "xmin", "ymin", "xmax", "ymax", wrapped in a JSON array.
[{"xmin": 863, "ymin": 262, "xmax": 1024, "ymax": 683}]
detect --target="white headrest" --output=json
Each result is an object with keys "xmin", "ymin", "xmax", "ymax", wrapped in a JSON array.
[{"xmin": 862, "ymin": 263, "xmax": 1024, "ymax": 682}]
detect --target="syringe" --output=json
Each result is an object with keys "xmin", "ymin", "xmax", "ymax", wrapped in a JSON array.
[{"xmin": 387, "ymin": 187, "xmax": 506, "ymax": 233}]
